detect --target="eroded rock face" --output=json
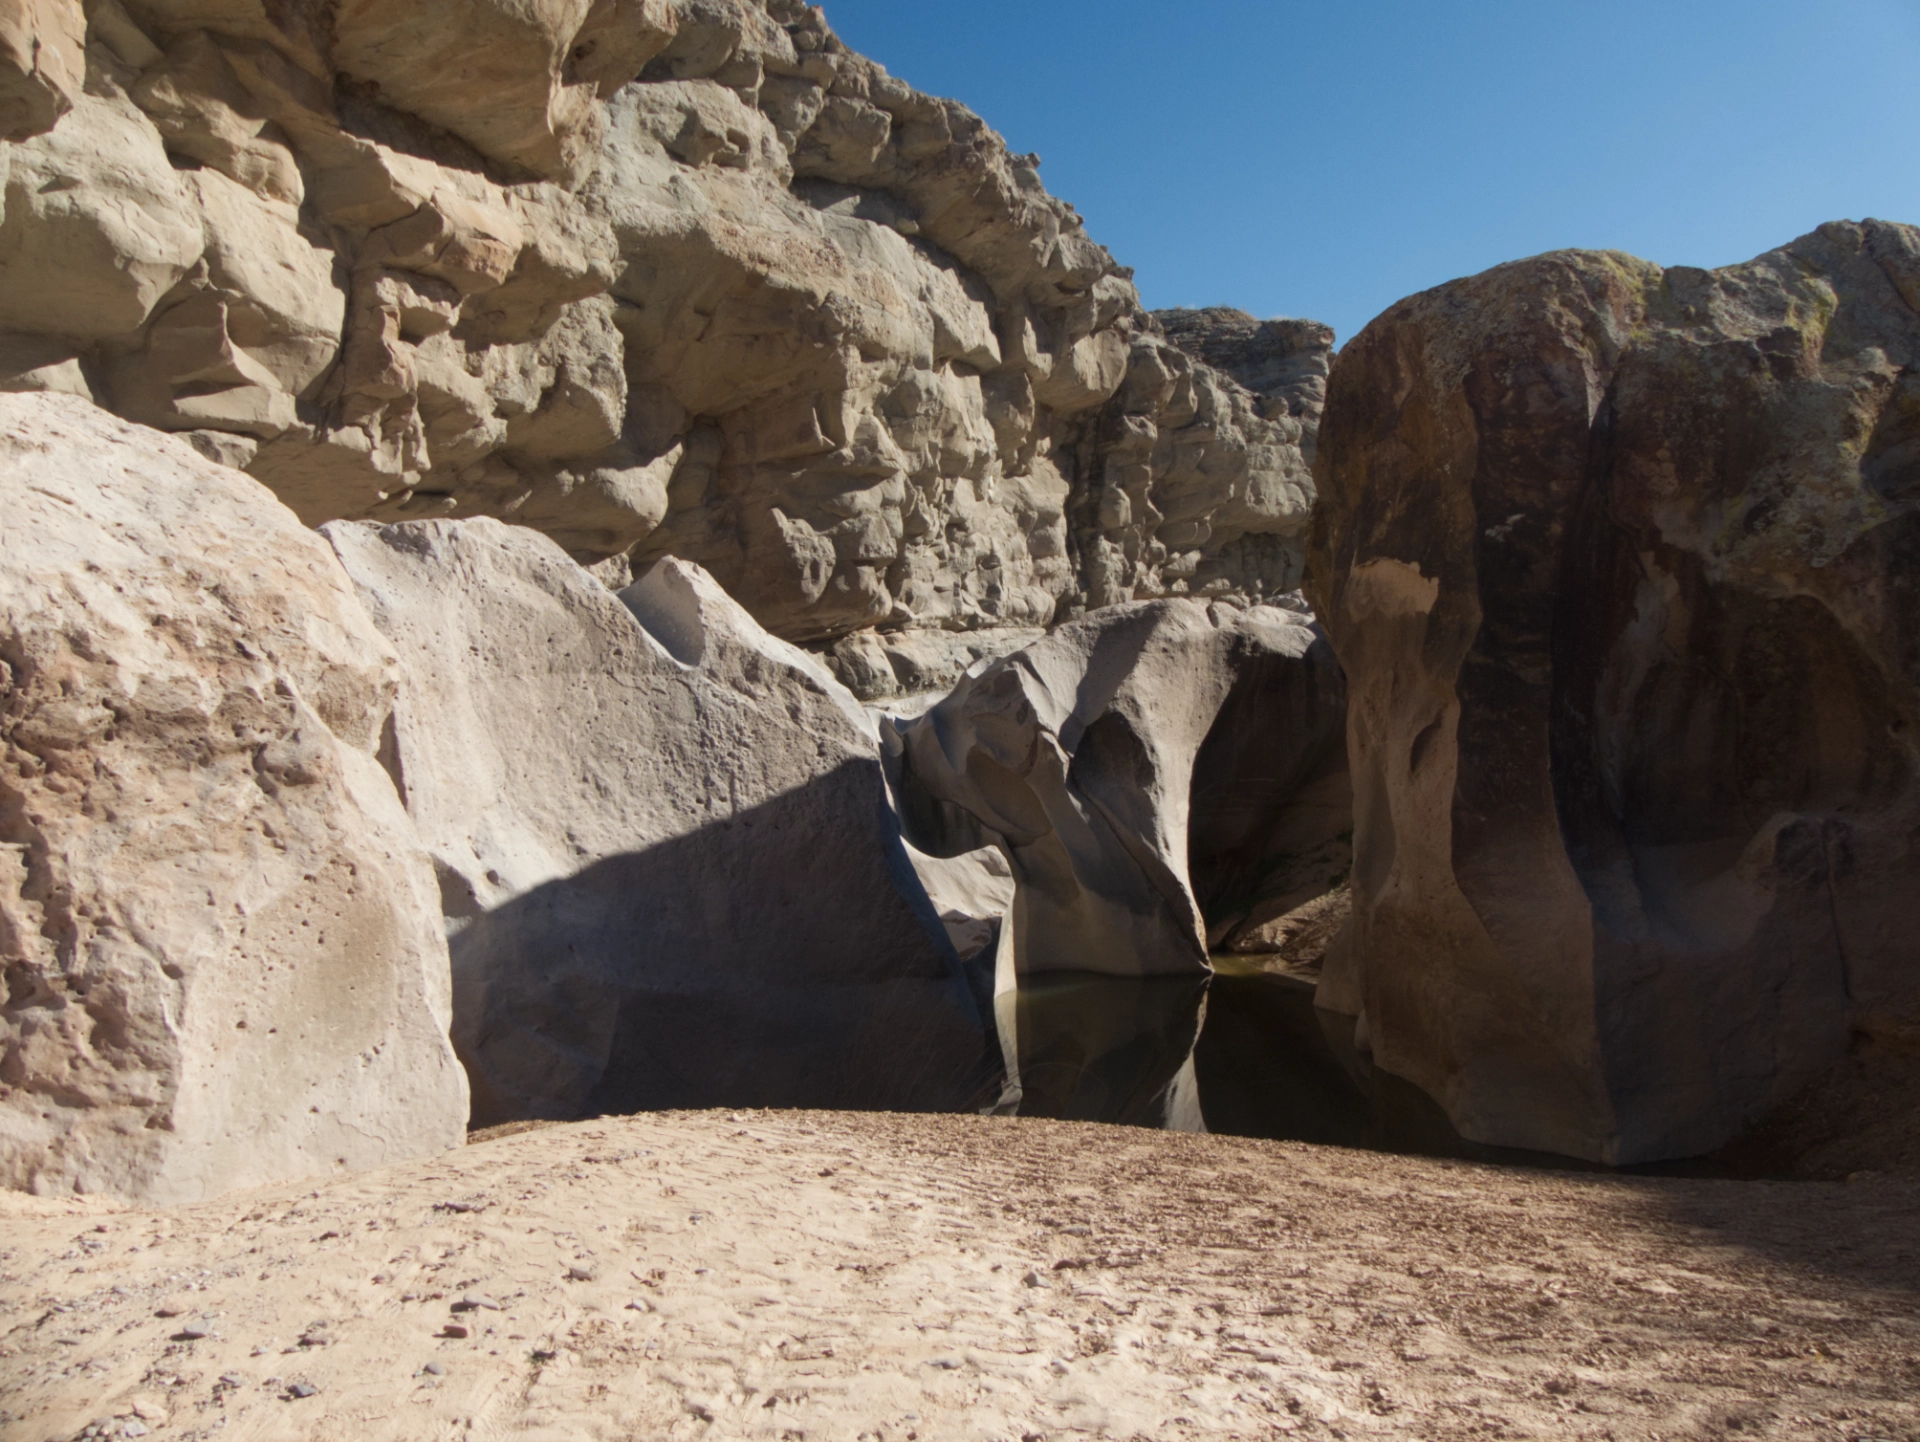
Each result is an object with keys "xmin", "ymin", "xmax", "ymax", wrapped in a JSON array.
[
  {"xmin": 890, "ymin": 599, "xmax": 1349, "ymax": 984},
  {"xmin": 0, "ymin": 0, "xmax": 1324, "ymax": 666},
  {"xmin": 1310, "ymin": 219, "xmax": 1920, "ymax": 1165},
  {"xmin": 1154, "ymin": 307, "xmax": 1333, "ymax": 459},
  {"xmin": 0, "ymin": 0, "xmax": 84, "ymax": 141},
  {"xmin": 322, "ymin": 520, "xmax": 993, "ymax": 1124},
  {"xmin": 0, "ymin": 393, "xmax": 466, "ymax": 1203},
  {"xmin": 889, "ymin": 599, "xmax": 1348, "ymax": 1127}
]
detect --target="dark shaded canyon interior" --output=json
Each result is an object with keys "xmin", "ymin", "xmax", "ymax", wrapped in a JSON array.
[{"xmin": 999, "ymin": 649, "xmax": 1920, "ymax": 1182}]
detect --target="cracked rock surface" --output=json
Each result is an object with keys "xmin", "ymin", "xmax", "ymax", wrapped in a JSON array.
[{"xmin": 0, "ymin": 0, "xmax": 1325, "ymax": 671}]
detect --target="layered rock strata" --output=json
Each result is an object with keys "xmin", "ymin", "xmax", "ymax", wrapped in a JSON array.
[
  {"xmin": 0, "ymin": 392, "xmax": 466, "ymax": 1203},
  {"xmin": 323, "ymin": 520, "xmax": 993, "ymax": 1125},
  {"xmin": 1310, "ymin": 218, "xmax": 1920, "ymax": 1164},
  {"xmin": 0, "ymin": 0, "xmax": 1323, "ymax": 669}
]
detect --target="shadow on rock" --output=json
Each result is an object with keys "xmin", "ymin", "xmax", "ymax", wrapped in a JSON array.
[{"xmin": 452, "ymin": 760, "xmax": 998, "ymax": 1126}]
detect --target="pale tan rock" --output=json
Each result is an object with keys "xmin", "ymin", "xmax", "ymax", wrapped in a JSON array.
[
  {"xmin": 321, "ymin": 521, "xmax": 992, "ymax": 1122},
  {"xmin": 0, "ymin": 0, "xmax": 84, "ymax": 140},
  {"xmin": 0, "ymin": 0, "xmax": 1326, "ymax": 657},
  {"xmin": 118, "ymin": 0, "xmax": 331, "ymax": 77},
  {"xmin": 131, "ymin": 29, "xmax": 303, "ymax": 204},
  {"xmin": 328, "ymin": 0, "xmax": 676, "ymax": 184},
  {"xmin": 0, "ymin": 393, "xmax": 466, "ymax": 1204},
  {"xmin": 0, "ymin": 334, "xmax": 93, "ymax": 398},
  {"xmin": 107, "ymin": 169, "xmax": 344, "ymax": 436},
  {"xmin": 0, "ymin": 86, "xmax": 204, "ymax": 338}
]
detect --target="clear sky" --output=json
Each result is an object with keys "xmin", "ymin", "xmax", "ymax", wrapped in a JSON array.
[{"xmin": 817, "ymin": 0, "xmax": 1920, "ymax": 346}]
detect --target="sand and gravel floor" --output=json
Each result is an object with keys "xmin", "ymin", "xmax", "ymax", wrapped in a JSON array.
[{"xmin": 2, "ymin": 1110, "xmax": 1916, "ymax": 1442}]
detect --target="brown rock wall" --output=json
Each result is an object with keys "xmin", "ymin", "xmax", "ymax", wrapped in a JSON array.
[{"xmin": 1310, "ymin": 220, "xmax": 1920, "ymax": 1164}]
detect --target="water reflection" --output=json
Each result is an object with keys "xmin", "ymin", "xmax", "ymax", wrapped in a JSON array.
[
  {"xmin": 1000, "ymin": 957, "xmax": 1524, "ymax": 1160},
  {"xmin": 995, "ymin": 971, "xmax": 1210, "ymax": 1130}
]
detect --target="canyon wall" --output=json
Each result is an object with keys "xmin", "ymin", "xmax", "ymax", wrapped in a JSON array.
[
  {"xmin": 0, "ymin": 0, "xmax": 1327, "ymax": 692},
  {"xmin": 1310, "ymin": 219, "xmax": 1920, "ymax": 1165}
]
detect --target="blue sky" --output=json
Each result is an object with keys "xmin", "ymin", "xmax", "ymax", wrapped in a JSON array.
[{"xmin": 818, "ymin": 0, "xmax": 1920, "ymax": 346}]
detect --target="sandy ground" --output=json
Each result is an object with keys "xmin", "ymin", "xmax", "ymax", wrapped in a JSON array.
[{"xmin": 2, "ymin": 1110, "xmax": 1917, "ymax": 1442}]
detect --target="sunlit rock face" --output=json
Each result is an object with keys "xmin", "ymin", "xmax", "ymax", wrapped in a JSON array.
[
  {"xmin": 0, "ymin": 393, "xmax": 467, "ymax": 1204},
  {"xmin": 1310, "ymin": 219, "xmax": 1920, "ymax": 1166},
  {"xmin": 0, "ymin": 0, "xmax": 1326, "ymax": 670}
]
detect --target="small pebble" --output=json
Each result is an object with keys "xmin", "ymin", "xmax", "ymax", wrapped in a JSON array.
[
  {"xmin": 625, "ymin": 1298, "xmax": 652, "ymax": 1313},
  {"xmin": 122, "ymin": 1422, "xmax": 150, "ymax": 1438},
  {"xmin": 287, "ymin": 1382, "xmax": 318, "ymax": 1399},
  {"xmin": 567, "ymin": 1265, "xmax": 596, "ymax": 1282},
  {"xmin": 218, "ymin": 1374, "xmax": 246, "ymax": 1388},
  {"xmin": 1022, "ymin": 1270, "xmax": 1049, "ymax": 1288},
  {"xmin": 175, "ymin": 1326, "xmax": 210, "ymax": 1341},
  {"xmin": 928, "ymin": 1356, "xmax": 962, "ymax": 1370},
  {"xmin": 459, "ymin": 1292, "xmax": 501, "ymax": 1311},
  {"xmin": 441, "ymin": 1323, "xmax": 470, "ymax": 1339},
  {"xmin": 154, "ymin": 1305, "xmax": 184, "ymax": 1319},
  {"xmin": 422, "ymin": 1361, "xmax": 446, "ymax": 1376}
]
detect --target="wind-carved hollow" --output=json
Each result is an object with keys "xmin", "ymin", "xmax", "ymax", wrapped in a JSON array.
[
  {"xmin": 891, "ymin": 601, "xmax": 1354, "ymax": 1132},
  {"xmin": 1181, "ymin": 638, "xmax": 1372, "ymax": 1143}
]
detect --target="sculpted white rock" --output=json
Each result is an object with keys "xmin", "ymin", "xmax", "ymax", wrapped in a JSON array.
[
  {"xmin": 891, "ymin": 599, "xmax": 1351, "ymax": 984},
  {"xmin": 0, "ymin": 393, "xmax": 466, "ymax": 1204},
  {"xmin": 322, "ymin": 520, "xmax": 992, "ymax": 1123}
]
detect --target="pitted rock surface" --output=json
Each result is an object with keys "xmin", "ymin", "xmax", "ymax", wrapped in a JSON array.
[{"xmin": 0, "ymin": 392, "xmax": 466, "ymax": 1203}]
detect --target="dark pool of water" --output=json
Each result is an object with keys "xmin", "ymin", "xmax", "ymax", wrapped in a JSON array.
[{"xmin": 1003, "ymin": 961, "xmax": 1744, "ymax": 1175}]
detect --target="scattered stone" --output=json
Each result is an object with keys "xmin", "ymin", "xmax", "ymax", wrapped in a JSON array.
[
  {"xmin": 286, "ymin": 1382, "xmax": 317, "ymax": 1399},
  {"xmin": 567, "ymin": 1265, "xmax": 597, "ymax": 1283},
  {"xmin": 441, "ymin": 1324, "xmax": 470, "ymax": 1340},
  {"xmin": 421, "ymin": 1361, "xmax": 446, "ymax": 1376}
]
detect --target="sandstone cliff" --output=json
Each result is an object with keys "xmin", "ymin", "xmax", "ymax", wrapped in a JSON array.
[
  {"xmin": 0, "ymin": 393, "xmax": 467, "ymax": 1203},
  {"xmin": 0, "ymin": 0, "xmax": 1323, "ymax": 679},
  {"xmin": 1310, "ymin": 218, "xmax": 1920, "ymax": 1165}
]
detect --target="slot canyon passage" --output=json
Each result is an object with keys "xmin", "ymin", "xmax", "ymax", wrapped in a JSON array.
[{"xmin": 2, "ymin": 1, "xmax": 1919, "ymax": 1439}]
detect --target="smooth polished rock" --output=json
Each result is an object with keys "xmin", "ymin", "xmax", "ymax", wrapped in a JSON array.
[
  {"xmin": 322, "ymin": 520, "xmax": 993, "ymax": 1124},
  {"xmin": 890, "ymin": 598, "xmax": 1350, "ymax": 984},
  {"xmin": 1310, "ymin": 219, "xmax": 1920, "ymax": 1165}
]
